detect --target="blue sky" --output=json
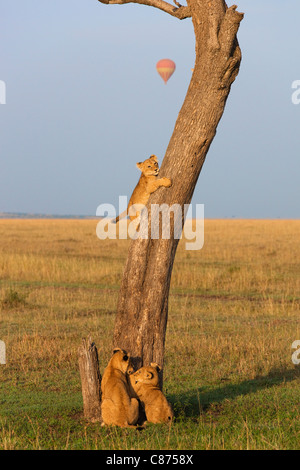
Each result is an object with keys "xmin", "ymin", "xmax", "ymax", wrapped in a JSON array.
[{"xmin": 1, "ymin": 0, "xmax": 299, "ymax": 218}]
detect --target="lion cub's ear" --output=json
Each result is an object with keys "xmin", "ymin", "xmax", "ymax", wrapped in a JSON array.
[
  {"xmin": 150, "ymin": 362, "xmax": 161, "ymax": 372},
  {"xmin": 113, "ymin": 348, "xmax": 123, "ymax": 354},
  {"xmin": 136, "ymin": 162, "xmax": 143, "ymax": 171},
  {"xmin": 150, "ymin": 155, "xmax": 158, "ymax": 163}
]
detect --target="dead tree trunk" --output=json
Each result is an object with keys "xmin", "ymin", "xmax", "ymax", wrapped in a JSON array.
[
  {"xmin": 99, "ymin": 0, "xmax": 244, "ymax": 378},
  {"xmin": 78, "ymin": 336, "xmax": 102, "ymax": 422}
]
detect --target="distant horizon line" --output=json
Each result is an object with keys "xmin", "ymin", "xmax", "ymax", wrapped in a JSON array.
[
  {"xmin": 0, "ymin": 211, "xmax": 95, "ymax": 220},
  {"xmin": 0, "ymin": 211, "xmax": 299, "ymax": 221}
]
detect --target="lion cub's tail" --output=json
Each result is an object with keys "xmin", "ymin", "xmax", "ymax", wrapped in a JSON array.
[{"xmin": 112, "ymin": 210, "xmax": 128, "ymax": 224}]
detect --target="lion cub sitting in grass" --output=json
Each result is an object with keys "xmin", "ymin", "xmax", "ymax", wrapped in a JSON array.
[
  {"xmin": 130, "ymin": 363, "xmax": 174, "ymax": 424},
  {"xmin": 114, "ymin": 155, "xmax": 172, "ymax": 223},
  {"xmin": 101, "ymin": 348, "xmax": 139, "ymax": 428}
]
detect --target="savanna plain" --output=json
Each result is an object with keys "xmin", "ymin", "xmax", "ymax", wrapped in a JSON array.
[{"xmin": 0, "ymin": 219, "xmax": 299, "ymax": 450}]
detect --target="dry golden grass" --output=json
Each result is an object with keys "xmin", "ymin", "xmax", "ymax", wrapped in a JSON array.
[{"xmin": 0, "ymin": 218, "xmax": 299, "ymax": 449}]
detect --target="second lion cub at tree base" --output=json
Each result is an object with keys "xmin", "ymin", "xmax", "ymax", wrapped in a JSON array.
[
  {"xmin": 101, "ymin": 348, "xmax": 139, "ymax": 428},
  {"xmin": 114, "ymin": 155, "xmax": 172, "ymax": 223},
  {"xmin": 130, "ymin": 363, "xmax": 174, "ymax": 424}
]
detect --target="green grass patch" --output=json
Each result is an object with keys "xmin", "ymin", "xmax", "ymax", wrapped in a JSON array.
[{"xmin": 0, "ymin": 219, "xmax": 299, "ymax": 449}]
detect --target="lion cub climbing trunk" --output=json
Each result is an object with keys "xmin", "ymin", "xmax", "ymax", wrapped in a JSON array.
[{"xmin": 114, "ymin": 155, "xmax": 172, "ymax": 223}]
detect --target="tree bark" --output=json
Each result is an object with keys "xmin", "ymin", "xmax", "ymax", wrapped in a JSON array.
[
  {"xmin": 105, "ymin": 1, "xmax": 243, "ymax": 378},
  {"xmin": 78, "ymin": 336, "xmax": 102, "ymax": 422}
]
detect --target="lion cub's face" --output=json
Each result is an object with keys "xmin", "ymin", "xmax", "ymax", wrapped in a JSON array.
[
  {"xmin": 111, "ymin": 348, "xmax": 134, "ymax": 375},
  {"xmin": 136, "ymin": 155, "xmax": 159, "ymax": 177},
  {"xmin": 132, "ymin": 363, "xmax": 160, "ymax": 388}
]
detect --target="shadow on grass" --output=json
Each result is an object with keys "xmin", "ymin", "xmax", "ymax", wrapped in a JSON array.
[{"xmin": 169, "ymin": 367, "xmax": 300, "ymax": 419}]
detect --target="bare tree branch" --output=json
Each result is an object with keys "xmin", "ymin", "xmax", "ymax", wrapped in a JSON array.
[
  {"xmin": 219, "ymin": 5, "xmax": 244, "ymax": 57},
  {"xmin": 98, "ymin": 0, "xmax": 191, "ymax": 20}
]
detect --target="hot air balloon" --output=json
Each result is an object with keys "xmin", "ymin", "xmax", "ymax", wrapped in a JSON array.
[{"xmin": 156, "ymin": 59, "xmax": 176, "ymax": 84}]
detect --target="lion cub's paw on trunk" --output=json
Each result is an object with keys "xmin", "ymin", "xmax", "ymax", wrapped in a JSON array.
[{"xmin": 101, "ymin": 348, "xmax": 139, "ymax": 428}]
